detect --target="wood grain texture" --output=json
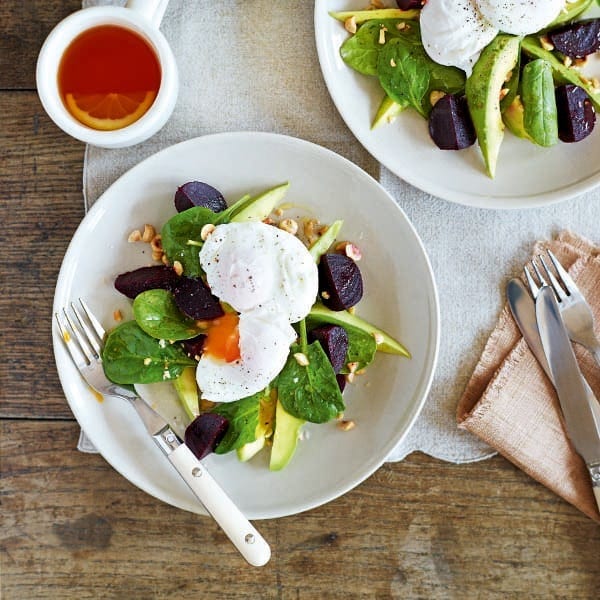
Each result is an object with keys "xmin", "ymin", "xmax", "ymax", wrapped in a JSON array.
[
  {"xmin": 2, "ymin": 421, "xmax": 599, "ymax": 600},
  {"xmin": 1, "ymin": 2, "xmax": 600, "ymax": 598}
]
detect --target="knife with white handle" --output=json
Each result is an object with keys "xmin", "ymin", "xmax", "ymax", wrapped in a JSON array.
[{"xmin": 536, "ymin": 286, "xmax": 600, "ymax": 512}]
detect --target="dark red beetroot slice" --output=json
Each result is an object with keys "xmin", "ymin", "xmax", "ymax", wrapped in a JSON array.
[
  {"xmin": 548, "ymin": 19, "xmax": 600, "ymax": 58},
  {"xmin": 180, "ymin": 334, "xmax": 206, "ymax": 360},
  {"xmin": 174, "ymin": 181, "xmax": 227, "ymax": 213},
  {"xmin": 309, "ymin": 325, "xmax": 349, "ymax": 374},
  {"xmin": 555, "ymin": 84, "xmax": 596, "ymax": 143},
  {"xmin": 184, "ymin": 413, "xmax": 229, "ymax": 460},
  {"xmin": 336, "ymin": 374, "xmax": 347, "ymax": 393},
  {"xmin": 428, "ymin": 94, "xmax": 476, "ymax": 150},
  {"xmin": 114, "ymin": 265, "xmax": 179, "ymax": 299},
  {"xmin": 396, "ymin": 0, "xmax": 422, "ymax": 8},
  {"xmin": 172, "ymin": 276, "xmax": 224, "ymax": 320},
  {"xmin": 318, "ymin": 254, "xmax": 363, "ymax": 311}
]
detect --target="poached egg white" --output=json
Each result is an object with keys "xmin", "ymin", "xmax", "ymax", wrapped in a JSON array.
[{"xmin": 196, "ymin": 221, "xmax": 319, "ymax": 403}]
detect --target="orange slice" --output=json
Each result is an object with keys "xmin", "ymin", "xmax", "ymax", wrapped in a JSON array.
[{"xmin": 65, "ymin": 90, "xmax": 157, "ymax": 131}]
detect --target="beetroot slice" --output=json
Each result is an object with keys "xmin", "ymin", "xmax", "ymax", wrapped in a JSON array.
[
  {"xmin": 309, "ymin": 325, "xmax": 349, "ymax": 374},
  {"xmin": 114, "ymin": 266, "xmax": 179, "ymax": 299},
  {"xmin": 395, "ymin": 0, "xmax": 422, "ymax": 8},
  {"xmin": 336, "ymin": 374, "xmax": 347, "ymax": 393},
  {"xmin": 174, "ymin": 181, "xmax": 227, "ymax": 213},
  {"xmin": 548, "ymin": 19, "xmax": 600, "ymax": 58},
  {"xmin": 555, "ymin": 84, "xmax": 596, "ymax": 143},
  {"xmin": 318, "ymin": 253, "xmax": 363, "ymax": 311},
  {"xmin": 428, "ymin": 94, "xmax": 476, "ymax": 150},
  {"xmin": 180, "ymin": 334, "xmax": 206, "ymax": 360},
  {"xmin": 172, "ymin": 276, "xmax": 224, "ymax": 320},
  {"xmin": 184, "ymin": 413, "xmax": 229, "ymax": 460}
]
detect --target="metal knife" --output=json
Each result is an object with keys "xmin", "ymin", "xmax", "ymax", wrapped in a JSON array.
[
  {"xmin": 535, "ymin": 286, "xmax": 600, "ymax": 511},
  {"xmin": 507, "ymin": 278, "xmax": 552, "ymax": 379}
]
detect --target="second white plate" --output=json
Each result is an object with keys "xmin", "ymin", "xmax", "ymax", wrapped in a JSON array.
[{"xmin": 315, "ymin": 1, "xmax": 600, "ymax": 209}]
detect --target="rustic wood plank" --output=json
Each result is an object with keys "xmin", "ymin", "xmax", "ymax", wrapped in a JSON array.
[
  {"xmin": 0, "ymin": 91, "xmax": 85, "ymax": 419},
  {"xmin": 2, "ymin": 421, "xmax": 599, "ymax": 599},
  {"xmin": 0, "ymin": 1, "xmax": 82, "ymax": 90}
]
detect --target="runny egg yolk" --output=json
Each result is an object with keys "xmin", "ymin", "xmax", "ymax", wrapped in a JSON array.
[{"xmin": 203, "ymin": 312, "xmax": 241, "ymax": 363}]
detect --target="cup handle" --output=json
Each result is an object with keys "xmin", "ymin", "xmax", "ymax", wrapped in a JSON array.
[{"xmin": 126, "ymin": 0, "xmax": 170, "ymax": 28}]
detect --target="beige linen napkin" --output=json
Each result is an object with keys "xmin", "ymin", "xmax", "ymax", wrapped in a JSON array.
[{"xmin": 457, "ymin": 231, "xmax": 600, "ymax": 522}]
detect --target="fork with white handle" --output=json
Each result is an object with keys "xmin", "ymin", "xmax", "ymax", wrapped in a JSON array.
[
  {"xmin": 524, "ymin": 249, "xmax": 600, "ymax": 368},
  {"xmin": 55, "ymin": 299, "xmax": 271, "ymax": 567}
]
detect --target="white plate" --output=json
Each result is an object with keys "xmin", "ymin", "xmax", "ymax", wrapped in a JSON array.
[
  {"xmin": 315, "ymin": 1, "xmax": 600, "ymax": 209},
  {"xmin": 53, "ymin": 132, "xmax": 439, "ymax": 519}
]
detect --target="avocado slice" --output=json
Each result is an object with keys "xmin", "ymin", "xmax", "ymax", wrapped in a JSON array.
[
  {"xmin": 172, "ymin": 366, "xmax": 199, "ymax": 421},
  {"xmin": 308, "ymin": 220, "xmax": 343, "ymax": 262},
  {"xmin": 547, "ymin": 0, "xmax": 593, "ymax": 27},
  {"xmin": 270, "ymin": 400, "xmax": 305, "ymax": 471},
  {"xmin": 219, "ymin": 182, "xmax": 290, "ymax": 224},
  {"xmin": 236, "ymin": 392, "xmax": 276, "ymax": 462},
  {"xmin": 466, "ymin": 35, "xmax": 521, "ymax": 178},
  {"xmin": 308, "ymin": 303, "xmax": 410, "ymax": 357},
  {"xmin": 503, "ymin": 96, "xmax": 534, "ymax": 141},
  {"xmin": 372, "ymin": 94, "xmax": 407, "ymax": 129},
  {"xmin": 329, "ymin": 9, "xmax": 420, "ymax": 24}
]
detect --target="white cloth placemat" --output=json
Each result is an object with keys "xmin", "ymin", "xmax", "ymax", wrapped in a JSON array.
[{"xmin": 79, "ymin": 0, "xmax": 600, "ymax": 463}]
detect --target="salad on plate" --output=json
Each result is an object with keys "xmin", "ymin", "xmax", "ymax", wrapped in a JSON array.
[
  {"xmin": 331, "ymin": 0, "xmax": 600, "ymax": 177},
  {"xmin": 100, "ymin": 180, "xmax": 410, "ymax": 471}
]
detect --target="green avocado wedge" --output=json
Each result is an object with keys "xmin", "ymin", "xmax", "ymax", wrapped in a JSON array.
[
  {"xmin": 173, "ymin": 366, "xmax": 200, "ymax": 420},
  {"xmin": 308, "ymin": 303, "xmax": 410, "ymax": 357},
  {"xmin": 372, "ymin": 94, "xmax": 407, "ymax": 129},
  {"xmin": 466, "ymin": 35, "xmax": 521, "ymax": 178},
  {"xmin": 270, "ymin": 400, "xmax": 305, "ymax": 471},
  {"xmin": 547, "ymin": 0, "xmax": 593, "ymax": 27}
]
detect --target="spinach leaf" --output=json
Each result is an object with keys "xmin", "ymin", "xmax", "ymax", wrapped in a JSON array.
[
  {"xmin": 102, "ymin": 320, "xmax": 195, "ymax": 384},
  {"xmin": 521, "ymin": 59, "xmax": 558, "ymax": 147},
  {"xmin": 133, "ymin": 289, "xmax": 204, "ymax": 340},
  {"xmin": 340, "ymin": 19, "xmax": 411, "ymax": 76},
  {"xmin": 276, "ymin": 341, "xmax": 345, "ymax": 424},
  {"xmin": 376, "ymin": 22, "xmax": 465, "ymax": 117},
  {"xmin": 161, "ymin": 206, "xmax": 216, "ymax": 277},
  {"xmin": 211, "ymin": 391, "xmax": 262, "ymax": 454},
  {"xmin": 377, "ymin": 37, "xmax": 431, "ymax": 117}
]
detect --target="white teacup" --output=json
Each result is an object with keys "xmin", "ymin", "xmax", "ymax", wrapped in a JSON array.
[{"xmin": 36, "ymin": 0, "xmax": 178, "ymax": 148}]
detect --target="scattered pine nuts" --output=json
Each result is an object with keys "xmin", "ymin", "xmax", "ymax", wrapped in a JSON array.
[
  {"xmin": 294, "ymin": 352, "xmax": 310, "ymax": 366},
  {"xmin": 338, "ymin": 420, "xmax": 356, "ymax": 431},
  {"xmin": 430, "ymin": 90, "xmax": 446, "ymax": 107},
  {"xmin": 128, "ymin": 229, "xmax": 142, "ymax": 243},
  {"xmin": 499, "ymin": 88, "xmax": 510, "ymax": 101},
  {"xmin": 344, "ymin": 15, "xmax": 357, "ymax": 34},
  {"xmin": 378, "ymin": 25, "xmax": 387, "ymax": 45},
  {"xmin": 150, "ymin": 234, "xmax": 162, "ymax": 252},
  {"xmin": 539, "ymin": 36, "xmax": 554, "ymax": 51},
  {"xmin": 142, "ymin": 224, "xmax": 156, "ymax": 243},
  {"xmin": 200, "ymin": 223, "xmax": 215, "ymax": 241},
  {"xmin": 113, "ymin": 309, "xmax": 123, "ymax": 322},
  {"xmin": 173, "ymin": 260, "xmax": 184, "ymax": 276},
  {"xmin": 279, "ymin": 218, "xmax": 298, "ymax": 235}
]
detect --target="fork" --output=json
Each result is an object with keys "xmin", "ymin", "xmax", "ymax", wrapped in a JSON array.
[
  {"xmin": 55, "ymin": 299, "xmax": 271, "ymax": 567},
  {"xmin": 524, "ymin": 249, "xmax": 600, "ymax": 368}
]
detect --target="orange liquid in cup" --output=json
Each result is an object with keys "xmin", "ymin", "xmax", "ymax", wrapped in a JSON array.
[{"xmin": 58, "ymin": 24, "xmax": 161, "ymax": 131}]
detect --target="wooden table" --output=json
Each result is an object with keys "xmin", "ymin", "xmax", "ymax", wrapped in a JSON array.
[{"xmin": 1, "ymin": 3, "xmax": 599, "ymax": 598}]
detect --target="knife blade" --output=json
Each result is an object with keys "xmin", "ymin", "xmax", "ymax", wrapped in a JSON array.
[
  {"xmin": 506, "ymin": 278, "xmax": 551, "ymax": 379},
  {"xmin": 535, "ymin": 286, "xmax": 600, "ymax": 509}
]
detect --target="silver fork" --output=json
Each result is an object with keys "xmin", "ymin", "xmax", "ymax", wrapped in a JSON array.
[
  {"xmin": 524, "ymin": 249, "xmax": 600, "ymax": 368},
  {"xmin": 55, "ymin": 299, "xmax": 270, "ymax": 567}
]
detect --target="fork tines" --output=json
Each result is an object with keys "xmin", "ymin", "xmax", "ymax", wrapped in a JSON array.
[
  {"xmin": 524, "ymin": 249, "xmax": 571, "ymax": 301},
  {"xmin": 55, "ymin": 299, "xmax": 105, "ymax": 367}
]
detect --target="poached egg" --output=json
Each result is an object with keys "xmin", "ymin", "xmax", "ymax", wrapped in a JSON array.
[
  {"xmin": 420, "ymin": 0, "xmax": 566, "ymax": 76},
  {"xmin": 196, "ymin": 221, "xmax": 319, "ymax": 403}
]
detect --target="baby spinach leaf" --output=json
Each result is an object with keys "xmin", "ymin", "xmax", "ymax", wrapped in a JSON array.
[
  {"xmin": 276, "ymin": 341, "xmax": 345, "ymax": 424},
  {"xmin": 340, "ymin": 19, "xmax": 411, "ymax": 76},
  {"xmin": 161, "ymin": 206, "xmax": 216, "ymax": 277},
  {"xmin": 521, "ymin": 59, "xmax": 558, "ymax": 147},
  {"xmin": 377, "ymin": 37, "xmax": 431, "ymax": 117},
  {"xmin": 133, "ymin": 289, "xmax": 204, "ymax": 341},
  {"xmin": 102, "ymin": 320, "xmax": 195, "ymax": 384},
  {"xmin": 211, "ymin": 391, "xmax": 263, "ymax": 454}
]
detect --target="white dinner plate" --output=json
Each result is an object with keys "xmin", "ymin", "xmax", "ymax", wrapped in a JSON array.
[
  {"xmin": 53, "ymin": 132, "xmax": 439, "ymax": 519},
  {"xmin": 315, "ymin": 1, "xmax": 600, "ymax": 209}
]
